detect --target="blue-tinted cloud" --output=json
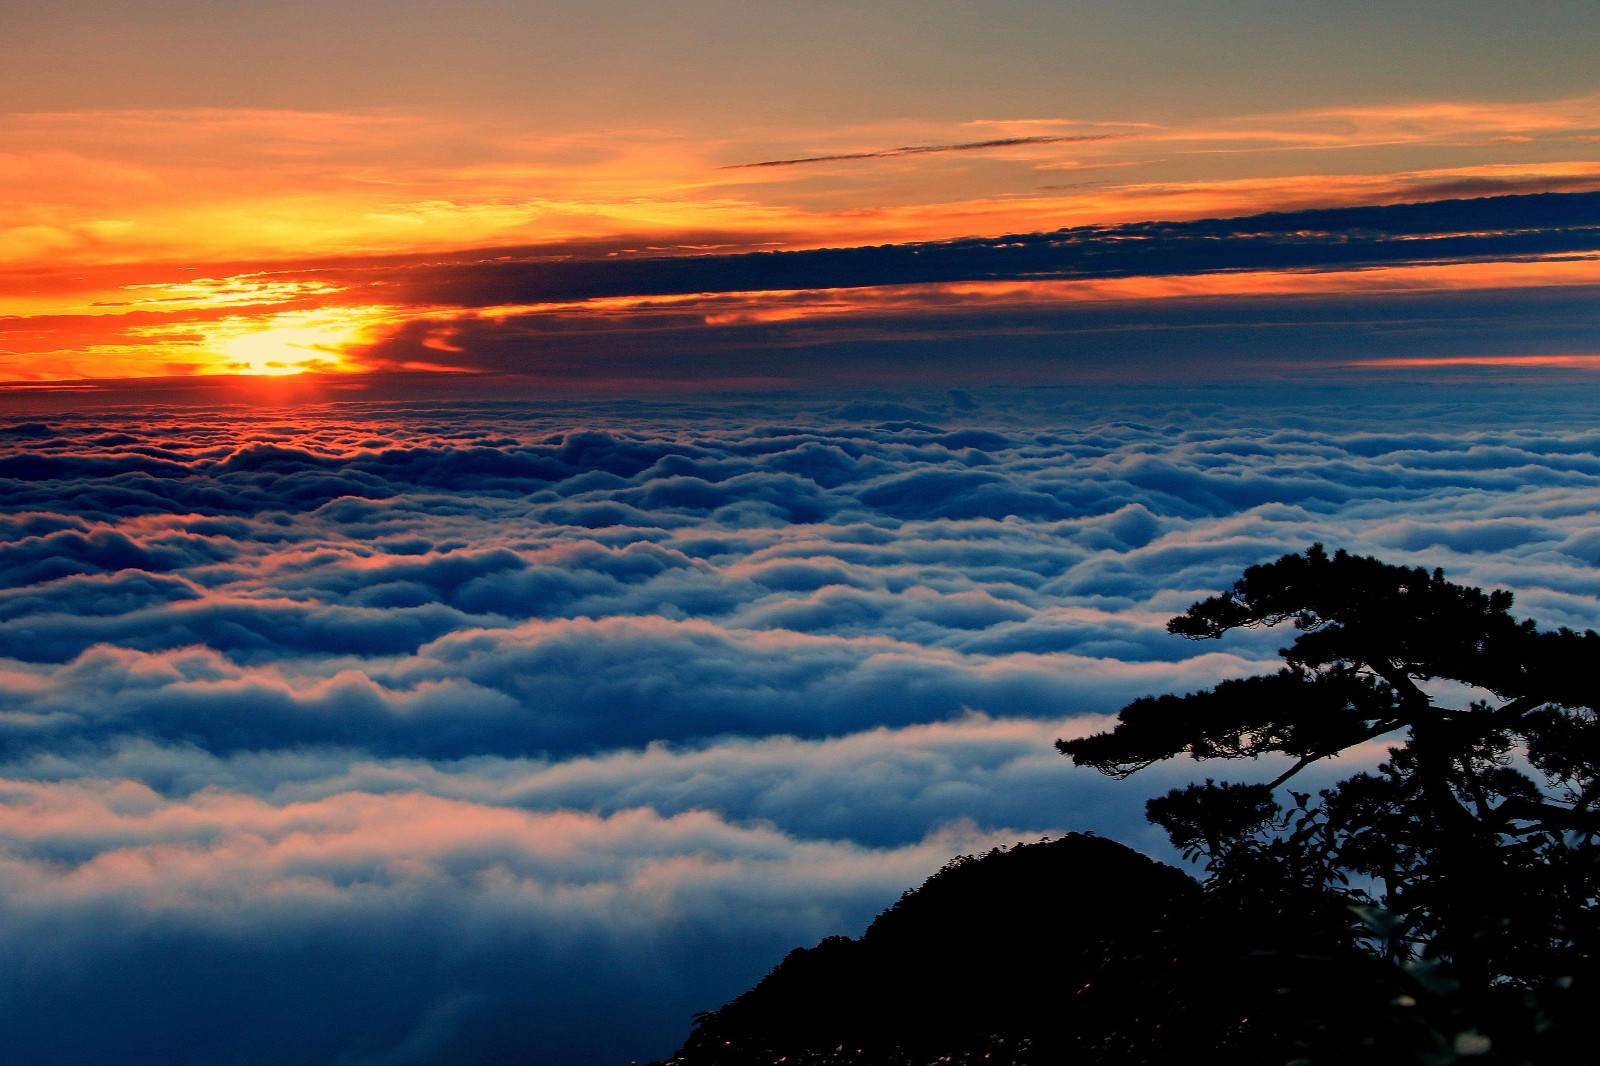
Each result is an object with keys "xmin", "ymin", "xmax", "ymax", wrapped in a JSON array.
[{"xmin": 3, "ymin": 388, "xmax": 1600, "ymax": 1064}]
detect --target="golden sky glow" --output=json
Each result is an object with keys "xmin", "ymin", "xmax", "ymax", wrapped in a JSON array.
[
  {"xmin": 1, "ymin": 306, "xmax": 400, "ymax": 381},
  {"xmin": 6, "ymin": 95, "xmax": 1600, "ymax": 275},
  {"xmin": 149, "ymin": 308, "xmax": 391, "ymax": 377},
  {"xmin": 4, "ymin": 85, "xmax": 1600, "ymax": 385}
]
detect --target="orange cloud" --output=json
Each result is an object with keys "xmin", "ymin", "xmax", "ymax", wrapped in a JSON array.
[
  {"xmin": 5, "ymin": 91, "xmax": 1598, "ymax": 280},
  {"xmin": 0, "ymin": 109, "xmax": 789, "ymax": 272},
  {"xmin": 4, "ymin": 91, "xmax": 1598, "ymax": 383},
  {"xmin": 1353, "ymin": 354, "xmax": 1600, "ymax": 369}
]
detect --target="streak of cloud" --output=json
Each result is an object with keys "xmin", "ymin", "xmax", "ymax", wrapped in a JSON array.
[{"xmin": 720, "ymin": 134, "xmax": 1125, "ymax": 169}]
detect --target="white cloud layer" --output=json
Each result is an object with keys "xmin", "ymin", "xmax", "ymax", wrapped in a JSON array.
[{"xmin": 2, "ymin": 384, "xmax": 1598, "ymax": 1064}]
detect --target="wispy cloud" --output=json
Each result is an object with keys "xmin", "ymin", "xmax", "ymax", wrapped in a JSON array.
[
  {"xmin": 720, "ymin": 134, "xmax": 1123, "ymax": 169},
  {"xmin": 5, "ymin": 92, "xmax": 1597, "ymax": 279}
]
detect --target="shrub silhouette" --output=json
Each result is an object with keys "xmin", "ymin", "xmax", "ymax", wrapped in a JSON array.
[{"xmin": 1060, "ymin": 545, "xmax": 1598, "ymax": 1062}]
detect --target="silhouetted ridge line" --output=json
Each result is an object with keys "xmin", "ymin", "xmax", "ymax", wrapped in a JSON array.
[{"xmin": 655, "ymin": 834, "xmax": 1227, "ymax": 1066}]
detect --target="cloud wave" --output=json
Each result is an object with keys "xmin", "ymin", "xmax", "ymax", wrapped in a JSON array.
[{"xmin": 3, "ymin": 388, "xmax": 1600, "ymax": 1063}]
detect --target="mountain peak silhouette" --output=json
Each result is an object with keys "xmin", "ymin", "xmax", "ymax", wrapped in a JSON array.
[{"xmin": 657, "ymin": 833, "xmax": 1204, "ymax": 1065}]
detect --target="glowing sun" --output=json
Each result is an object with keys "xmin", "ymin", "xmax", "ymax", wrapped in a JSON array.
[{"xmin": 196, "ymin": 308, "xmax": 392, "ymax": 376}]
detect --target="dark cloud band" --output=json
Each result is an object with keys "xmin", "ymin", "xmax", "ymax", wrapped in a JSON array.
[{"xmin": 375, "ymin": 190, "xmax": 1600, "ymax": 307}]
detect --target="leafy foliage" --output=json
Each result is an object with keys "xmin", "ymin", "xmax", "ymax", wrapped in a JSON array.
[{"xmin": 1061, "ymin": 545, "xmax": 1599, "ymax": 1062}]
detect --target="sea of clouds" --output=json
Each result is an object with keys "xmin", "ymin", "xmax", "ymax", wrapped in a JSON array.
[{"xmin": 3, "ymin": 384, "xmax": 1600, "ymax": 1065}]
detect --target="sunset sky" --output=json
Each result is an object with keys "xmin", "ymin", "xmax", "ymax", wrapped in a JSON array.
[
  {"xmin": 5, "ymin": 0, "xmax": 1600, "ymax": 392},
  {"xmin": 5, "ymin": 6, "xmax": 1600, "ymax": 1066}
]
